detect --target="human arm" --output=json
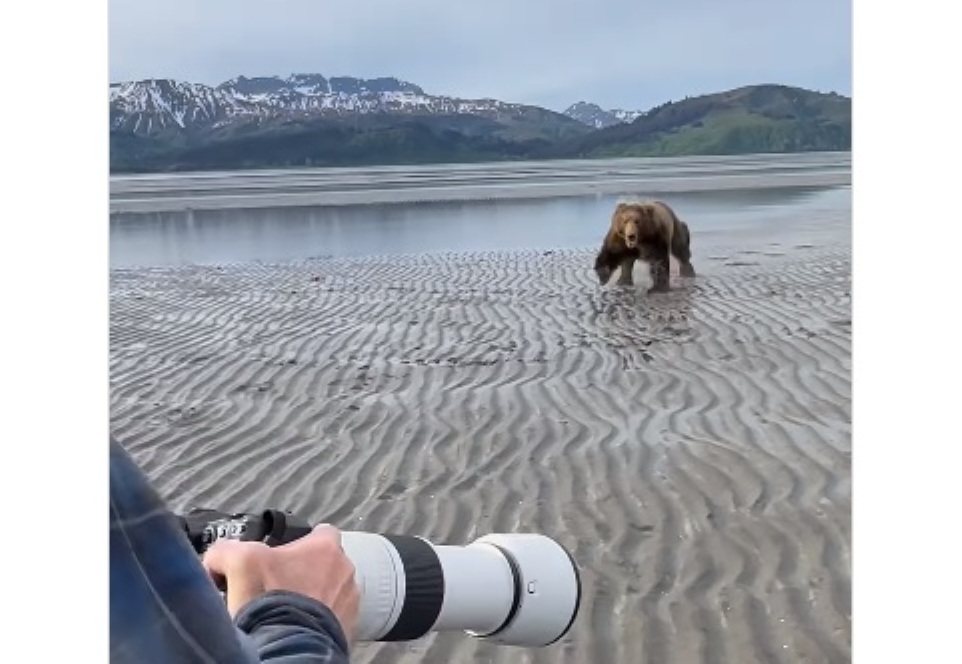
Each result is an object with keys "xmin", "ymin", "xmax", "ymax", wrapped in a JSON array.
[
  {"xmin": 109, "ymin": 436, "xmax": 358, "ymax": 664},
  {"xmin": 234, "ymin": 591, "xmax": 351, "ymax": 663}
]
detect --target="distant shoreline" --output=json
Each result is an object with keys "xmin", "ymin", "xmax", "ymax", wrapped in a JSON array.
[{"xmin": 109, "ymin": 151, "xmax": 851, "ymax": 215}]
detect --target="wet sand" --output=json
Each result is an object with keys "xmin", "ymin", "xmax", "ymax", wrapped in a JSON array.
[{"xmin": 109, "ymin": 205, "xmax": 851, "ymax": 663}]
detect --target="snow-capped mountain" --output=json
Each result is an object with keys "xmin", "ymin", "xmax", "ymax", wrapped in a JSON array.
[
  {"xmin": 109, "ymin": 74, "xmax": 578, "ymax": 135},
  {"xmin": 562, "ymin": 101, "xmax": 643, "ymax": 129},
  {"xmin": 109, "ymin": 79, "xmax": 258, "ymax": 133}
]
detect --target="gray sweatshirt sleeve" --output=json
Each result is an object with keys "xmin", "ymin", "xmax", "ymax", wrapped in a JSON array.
[{"xmin": 234, "ymin": 590, "xmax": 352, "ymax": 663}]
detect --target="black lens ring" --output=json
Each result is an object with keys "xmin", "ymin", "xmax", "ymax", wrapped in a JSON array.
[{"xmin": 381, "ymin": 535, "xmax": 446, "ymax": 641}]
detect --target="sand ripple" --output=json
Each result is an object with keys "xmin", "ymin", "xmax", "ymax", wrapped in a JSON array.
[{"xmin": 110, "ymin": 221, "xmax": 851, "ymax": 663}]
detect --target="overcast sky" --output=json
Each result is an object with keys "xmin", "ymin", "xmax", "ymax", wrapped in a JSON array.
[{"xmin": 108, "ymin": 0, "xmax": 851, "ymax": 113}]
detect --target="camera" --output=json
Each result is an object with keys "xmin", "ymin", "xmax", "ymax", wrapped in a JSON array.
[{"xmin": 181, "ymin": 508, "xmax": 581, "ymax": 647}]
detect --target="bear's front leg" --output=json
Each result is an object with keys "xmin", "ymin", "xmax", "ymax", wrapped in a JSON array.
[
  {"xmin": 616, "ymin": 255, "xmax": 636, "ymax": 285},
  {"xmin": 647, "ymin": 243, "xmax": 671, "ymax": 292}
]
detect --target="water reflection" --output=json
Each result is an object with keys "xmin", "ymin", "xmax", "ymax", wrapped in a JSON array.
[{"xmin": 110, "ymin": 185, "xmax": 851, "ymax": 269}]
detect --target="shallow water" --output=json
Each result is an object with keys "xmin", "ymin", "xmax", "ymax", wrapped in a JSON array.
[{"xmin": 109, "ymin": 184, "xmax": 851, "ymax": 269}]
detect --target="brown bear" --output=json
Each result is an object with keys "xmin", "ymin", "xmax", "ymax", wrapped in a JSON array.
[{"xmin": 593, "ymin": 200, "xmax": 696, "ymax": 292}]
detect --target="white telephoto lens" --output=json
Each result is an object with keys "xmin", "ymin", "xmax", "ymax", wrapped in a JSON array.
[{"xmin": 339, "ymin": 531, "xmax": 581, "ymax": 647}]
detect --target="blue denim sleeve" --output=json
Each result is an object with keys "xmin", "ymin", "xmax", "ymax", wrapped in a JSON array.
[
  {"xmin": 235, "ymin": 591, "xmax": 351, "ymax": 663},
  {"xmin": 110, "ymin": 436, "xmax": 351, "ymax": 664}
]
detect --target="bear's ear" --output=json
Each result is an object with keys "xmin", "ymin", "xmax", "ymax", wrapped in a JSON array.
[{"xmin": 611, "ymin": 203, "xmax": 627, "ymax": 225}]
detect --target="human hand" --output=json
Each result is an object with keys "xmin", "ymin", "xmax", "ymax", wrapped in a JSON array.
[{"xmin": 202, "ymin": 524, "xmax": 360, "ymax": 642}]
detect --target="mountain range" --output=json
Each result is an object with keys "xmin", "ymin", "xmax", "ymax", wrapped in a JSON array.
[{"xmin": 109, "ymin": 74, "xmax": 851, "ymax": 173}]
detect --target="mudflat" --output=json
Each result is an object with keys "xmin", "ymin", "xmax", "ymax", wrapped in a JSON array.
[{"xmin": 110, "ymin": 202, "xmax": 851, "ymax": 664}]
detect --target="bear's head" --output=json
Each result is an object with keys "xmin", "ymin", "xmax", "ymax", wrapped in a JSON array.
[{"xmin": 612, "ymin": 203, "xmax": 648, "ymax": 250}]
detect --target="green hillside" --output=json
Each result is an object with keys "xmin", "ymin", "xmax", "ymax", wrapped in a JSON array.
[{"xmin": 542, "ymin": 84, "xmax": 851, "ymax": 158}]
